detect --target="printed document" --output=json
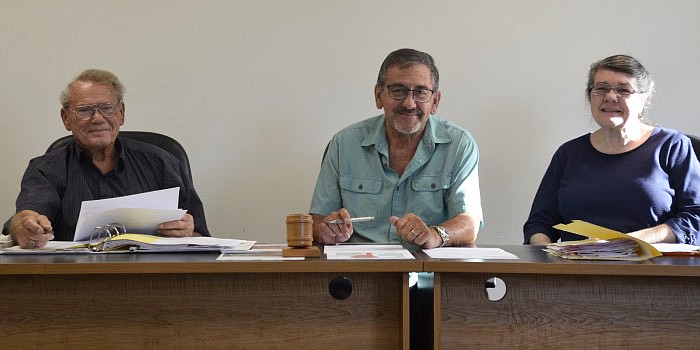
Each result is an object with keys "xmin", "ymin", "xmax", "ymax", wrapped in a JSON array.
[
  {"xmin": 73, "ymin": 187, "xmax": 186, "ymax": 241},
  {"xmin": 324, "ymin": 244, "xmax": 415, "ymax": 260}
]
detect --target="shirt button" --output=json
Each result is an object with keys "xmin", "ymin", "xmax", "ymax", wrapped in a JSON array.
[
  {"xmin": 358, "ymin": 184, "xmax": 363, "ymax": 190},
  {"xmin": 431, "ymin": 183, "xmax": 437, "ymax": 189}
]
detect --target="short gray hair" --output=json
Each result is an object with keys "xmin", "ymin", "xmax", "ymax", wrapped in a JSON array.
[
  {"xmin": 60, "ymin": 69, "xmax": 125, "ymax": 107},
  {"xmin": 377, "ymin": 48, "xmax": 439, "ymax": 90}
]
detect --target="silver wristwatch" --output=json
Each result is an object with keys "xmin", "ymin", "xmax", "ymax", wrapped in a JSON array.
[{"xmin": 433, "ymin": 225, "xmax": 449, "ymax": 247}]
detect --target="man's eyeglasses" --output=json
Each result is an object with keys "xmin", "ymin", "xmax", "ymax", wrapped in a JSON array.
[
  {"xmin": 385, "ymin": 85, "xmax": 435, "ymax": 103},
  {"xmin": 67, "ymin": 102, "xmax": 121, "ymax": 120},
  {"xmin": 590, "ymin": 83, "xmax": 640, "ymax": 98}
]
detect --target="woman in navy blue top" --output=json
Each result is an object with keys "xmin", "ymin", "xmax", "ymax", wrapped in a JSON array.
[{"xmin": 524, "ymin": 55, "xmax": 700, "ymax": 245}]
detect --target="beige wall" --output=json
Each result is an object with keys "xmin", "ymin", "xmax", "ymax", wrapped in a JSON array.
[{"xmin": 1, "ymin": 0, "xmax": 698, "ymax": 244}]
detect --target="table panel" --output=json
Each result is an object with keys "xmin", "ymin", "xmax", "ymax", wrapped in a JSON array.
[
  {"xmin": 428, "ymin": 245, "xmax": 700, "ymax": 349},
  {"xmin": 1, "ymin": 271, "xmax": 409, "ymax": 349}
]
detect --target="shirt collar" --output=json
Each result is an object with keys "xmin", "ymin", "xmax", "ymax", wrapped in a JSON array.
[
  {"xmin": 361, "ymin": 114, "xmax": 453, "ymax": 154},
  {"xmin": 361, "ymin": 115, "xmax": 389, "ymax": 154},
  {"xmin": 74, "ymin": 137, "xmax": 126, "ymax": 172}
]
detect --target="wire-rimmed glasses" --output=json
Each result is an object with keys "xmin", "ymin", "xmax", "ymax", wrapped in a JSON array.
[
  {"xmin": 66, "ymin": 102, "xmax": 121, "ymax": 120},
  {"xmin": 590, "ymin": 83, "xmax": 640, "ymax": 98},
  {"xmin": 384, "ymin": 85, "xmax": 435, "ymax": 103}
]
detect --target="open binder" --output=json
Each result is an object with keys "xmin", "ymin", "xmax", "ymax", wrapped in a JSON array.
[{"xmin": 68, "ymin": 223, "xmax": 255, "ymax": 252}]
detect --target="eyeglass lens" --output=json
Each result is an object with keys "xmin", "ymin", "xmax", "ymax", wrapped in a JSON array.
[
  {"xmin": 386, "ymin": 85, "xmax": 434, "ymax": 103},
  {"xmin": 73, "ymin": 104, "xmax": 118, "ymax": 119},
  {"xmin": 591, "ymin": 83, "xmax": 637, "ymax": 97}
]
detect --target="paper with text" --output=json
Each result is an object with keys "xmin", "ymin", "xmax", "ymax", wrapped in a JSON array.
[
  {"xmin": 73, "ymin": 188, "xmax": 184, "ymax": 241},
  {"xmin": 324, "ymin": 244, "xmax": 415, "ymax": 260}
]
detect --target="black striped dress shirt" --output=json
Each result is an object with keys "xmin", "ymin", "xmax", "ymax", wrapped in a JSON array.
[{"xmin": 9, "ymin": 137, "xmax": 209, "ymax": 240}]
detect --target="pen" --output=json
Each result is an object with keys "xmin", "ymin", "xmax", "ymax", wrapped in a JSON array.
[{"xmin": 328, "ymin": 216, "xmax": 375, "ymax": 224}]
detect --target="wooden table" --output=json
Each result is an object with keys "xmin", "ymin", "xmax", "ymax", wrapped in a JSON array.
[
  {"xmin": 425, "ymin": 245, "xmax": 700, "ymax": 349},
  {"xmin": 0, "ymin": 249, "xmax": 420, "ymax": 349},
  {"xmin": 3, "ymin": 244, "xmax": 698, "ymax": 349}
]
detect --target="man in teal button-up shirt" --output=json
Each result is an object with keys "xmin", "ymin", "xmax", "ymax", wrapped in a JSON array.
[{"xmin": 309, "ymin": 48, "xmax": 483, "ymax": 249}]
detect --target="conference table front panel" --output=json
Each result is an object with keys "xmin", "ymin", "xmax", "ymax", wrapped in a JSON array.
[
  {"xmin": 426, "ymin": 245, "xmax": 700, "ymax": 350},
  {"xmin": 0, "ymin": 251, "xmax": 420, "ymax": 349}
]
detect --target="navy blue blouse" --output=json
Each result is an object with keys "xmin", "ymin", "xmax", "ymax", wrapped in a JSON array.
[{"xmin": 524, "ymin": 127, "xmax": 700, "ymax": 245}]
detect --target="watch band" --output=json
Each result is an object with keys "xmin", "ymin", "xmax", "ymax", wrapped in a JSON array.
[{"xmin": 433, "ymin": 225, "xmax": 449, "ymax": 247}]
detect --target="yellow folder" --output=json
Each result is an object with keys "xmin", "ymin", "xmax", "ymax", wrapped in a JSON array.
[{"xmin": 547, "ymin": 220, "xmax": 662, "ymax": 261}]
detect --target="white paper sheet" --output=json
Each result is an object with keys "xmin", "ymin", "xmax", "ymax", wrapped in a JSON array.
[
  {"xmin": 216, "ymin": 255, "xmax": 304, "ymax": 261},
  {"xmin": 217, "ymin": 245, "xmax": 303, "ymax": 261},
  {"xmin": 324, "ymin": 244, "xmax": 415, "ymax": 260},
  {"xmin": 0, "ymin": 241, "xmax": 86, "ymax": 254},
  {"xmin": 73, "ymin": 187, "xmax": 184, "ymax": 241},
  {"xmin": 651, "ymin": 243, "xmax": 700, "ymax": 253},
  {"xmin": 423, "ymin": 247, "xmax": 519, "ymax": 260}
]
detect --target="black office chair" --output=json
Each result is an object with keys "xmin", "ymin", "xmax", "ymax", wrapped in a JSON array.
[
  {"xmin": 686, "ymin": 134, "xmax": 700, "ymax": 162},
  {"xmin": 46, "ymin": 131, "xmax": 193, "ymax": 183},
  {"xmin": 322, "ymin": 141, "xmax": 330, "ymax": 163}
]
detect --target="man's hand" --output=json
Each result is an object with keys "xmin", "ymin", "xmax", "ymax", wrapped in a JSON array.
[
  {"xmin": 8, "ymin": 210, "xmax": 55, "ymax": 249},
  {"xmin": 315, "ymin": 208, "xmax": 353, "ymax": 244},
  {"xmin": 158, "ymin": 213, "xmax": 199, "ymax": 237},
  {"xmin": 390, "ymin": 213, "xmax": 442, "ymax": 248}
]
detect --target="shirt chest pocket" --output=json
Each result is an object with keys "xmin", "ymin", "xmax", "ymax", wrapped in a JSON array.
[
  {"xmin": 410, "ymin": 174, "xmax": 451, "ymax": 214},
  {"xmin": 339, "ymin": 176, "xmax": 382, "ymax": 217},
  {"xmin": 340, "ymin": 176, "xmax": 382, "ymax": 194},
  {"xmin": 411, "ymin": 174, "xmax": 451, "ymax": 192}
]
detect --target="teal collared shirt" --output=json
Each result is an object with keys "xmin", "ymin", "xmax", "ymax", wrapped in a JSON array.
[{"xmin": 310, "ymin": 114, "xmax": 483, "ymax": 243}]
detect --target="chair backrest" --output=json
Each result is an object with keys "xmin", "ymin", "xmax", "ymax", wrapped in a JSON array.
[
  {"xmin": 322, "ymin": 141, "xmax": 330, "ymax": 163},
  {"xmin": 46, "ymin": 131, "xmax": 193, "ymax": 182},
  {"xmin": 686, "ymin": 134, "xmax": 700, "ymax": 162}
]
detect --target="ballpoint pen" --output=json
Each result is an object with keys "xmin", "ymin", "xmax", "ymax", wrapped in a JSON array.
[{"xmin": 328, "ymin": 216, "xmax": 375, "ymax": 224}]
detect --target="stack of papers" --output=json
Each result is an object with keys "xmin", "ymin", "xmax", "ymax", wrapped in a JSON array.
[
  {"xmin": 545, "ymin": 220, "xmax": 661, "ymax": 261},
  {"xmin": 544, "ymin": 238, "xmax": 641, "ymax": 259}
]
